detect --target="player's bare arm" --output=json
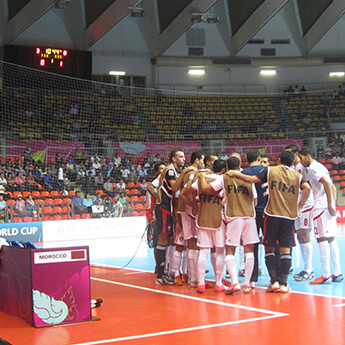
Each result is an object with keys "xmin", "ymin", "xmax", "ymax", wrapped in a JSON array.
[
  {"xmin": 319, "ymin": 177, "xmax": 336, "ymax": 216},
  {"xmin": 225, "ymin": 170, "xmax": 260, "ymax": 183},
  {"xmin": 297, "ymin": 181, "xmax": 311, "ymax": 213}
]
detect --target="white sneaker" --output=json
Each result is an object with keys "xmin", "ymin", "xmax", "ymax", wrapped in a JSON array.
[
  {"xmin": 266, "ymin": 281, "xmax": 280, "ymax": 292},
  {"xmin": 279, "ymin": 284, "xmax": 291, "ymax": 293}
]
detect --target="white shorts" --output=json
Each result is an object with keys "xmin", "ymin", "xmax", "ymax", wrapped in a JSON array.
[
  {"xmin": 225, "ymin": 218, "xmax": 259, "ymax": 247},
  {"xmin": 313, "ymin": 208, "xmax": 337, "ymax": 239},
  {"xmin": 180, "ymin": 212, "xmax": 197, "ymax": 240},
  {"xmin": 197, "ymin": 223, "xmax": 225, "ymax": 249},
  {"xmin": 173, "ymin": 229, "xmax": 186, "ymax": 246},
  {"xmin": 295, "ymin": 207, "xmax": 313, "ymax": 230}
]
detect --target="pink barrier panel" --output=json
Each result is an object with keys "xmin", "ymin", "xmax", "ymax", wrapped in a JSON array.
[
  {"xmin": 7, "ymin": 141, "xmax": 85, "ymax": 158},
  {"xmin": 114, "ymin": 141, "xmax": 202, "ymax": 157},
  {"xmin": 225, "ymin": 139, "xmax": 303, "ymax": 155},
  {"xmin": 0, "ymin": 246, "xmax": 92, "ymax": 327}
]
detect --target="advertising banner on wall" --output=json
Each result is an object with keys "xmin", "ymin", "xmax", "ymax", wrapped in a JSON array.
[{"xmin": 0, "ymin": 222, "xmax": 42, "ymax": 243}]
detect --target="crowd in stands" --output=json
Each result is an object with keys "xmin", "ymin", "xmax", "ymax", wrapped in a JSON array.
[{"xmin": 0, "ymin": 147, "xmax": 161, "ymax": 222}]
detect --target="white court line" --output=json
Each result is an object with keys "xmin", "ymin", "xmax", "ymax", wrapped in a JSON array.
[
  {"xmin": 91, "ymin": 277, "xmax": 289, "ymax": 315},
  {"xmin": 71, "ymin": 314, "xmax": 282, "ymax": 345},
  {"xmin": 72, "ymin": 277, "xmax": 289, "ymax": 345},
  {"xmin": 332, "ymin": 303, "xmax": 345, "ymax": 307}
]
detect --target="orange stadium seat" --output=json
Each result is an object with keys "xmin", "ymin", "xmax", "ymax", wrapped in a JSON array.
[
  {"xmin": 82, "ymin": 213, "xmax": 92, "ymax": 219},
  {"xmin": 23, "ymin": 216, "xmax": 33, "ymax": 222},
  {"xmin": 13, "ymin": 217, "xmax": 23, "ymax": 223},
  {"xmin": 53, "ymin": 206, "xmax": 63, "ymax": 214},
  {"xmin": 53, "ymin": 198, "xmax": 64, "ymax": 205},
  {"xmin": 44, "ymin": 206, "xmax": 54, "ymax": 214},
  {"xmin": 43, "ymin": 216, "xmax": 52, "ymax": 221},
  {"xmin": 53, "ymin": 215, "xmax": 63, "ymax": 221},
  {"xmin": 44, "ymin": 198, "xmax": 54, "ymax": 205},
  {"xmin": 41, "ymin": 191, "xmax": 50, "ymax": 198},
  {"xmin": 22, "ymin": 191, "xmax": 31, "ymax": 198},
  {"xmin": 31, "ymin": 191, "xmax": 40, "ymax": 198}
]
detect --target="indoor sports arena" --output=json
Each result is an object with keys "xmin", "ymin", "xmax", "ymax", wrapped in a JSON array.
[{"xmin": 0, "ymin": 1, "xmax": 345, "ymax": 344}]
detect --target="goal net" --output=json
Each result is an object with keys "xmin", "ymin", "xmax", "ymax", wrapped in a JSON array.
[{"xmin": 0, "ymin": 60, "xmax": 342, "ymax": 162}]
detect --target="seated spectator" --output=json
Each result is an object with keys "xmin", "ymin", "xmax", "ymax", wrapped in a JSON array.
[
  {"xmin": 62, "ymin": 173, "xmax": 73, "ymax": 192},
  {"xmin": 0, "ymin": 172, "xmax": 7, "ymax": 196},
  {"xmin": 0, "ymin": 195, "xmax": 7, "ymax": 222},
  {"xmin": 25, "ymin": 194, "xmax": 36, "ymax": 218},
  {"xmin": 92, "ymin": 158, "xmax": 102, "ymax": 171},
  {"xmin": 220, "ymin": 152, "xmax": 229, "ymax": 160},
  {"xmin": 103, "ymin": 177, "xmax": 113, "ymax": 197},
  {"xmin": 122, "ymin": 153, "xmax": 131, "ymax": 165},
  {"xmin": 333, "ymin": 89, "xmax": 339, "ymax": 100},
  {"xmin": 316, "ymin": 144, "xmax": 324, "ymax": 159},
  {"xmin": 14, "ymin": 195, "xmax": 25, "ymax": 218},
  {"xmin": 6, "ymin": 172, "xmax": 18, "ymax": 192},
  {"xmin": 116, "ymin": 179, "xmax": 126, "ymax": 193},
  {"xmin": 320, "ymin": 92, "xmax": 329, "ymax": 105},
  {"xmin": 25, "ymin": 171, "xmax": 38, "ymax": 192},
  {"xmin": 113, "ymin": 153, "xmax": 121, "ymax": 166},
  {"xmin": 119, "ymin": 192, "xmax": 130, "ymax": 216},
  {"xmin": 76, "ymin": 167, "xmax": 86, "ymax": 184},
  {"xmin": 32, "ymin": 166, "xmax": 42, "ymax": 183},
  {"xmin": 129, "ymin": 165, "xmax": 138, "ymax": 183},
  {"xmin": 137, "ymin": 164, "xmax": 147, "ymax": 181},
  {"xmin": 120, "ymin": 165, "xmax": 130, "ymax": 183},
  {"xmin": 111, "ymin": 165, "xmax": 122, "ymax": 181},
  {"xmin": 83, "ymin": 193, "xmax": 93, "ymax": 213},
  {"xmin": 75, "ymin": 148, "xmax": 83, "ymax": 164},
  {"xmin": 106, "ymin": 161, "xmax": 114, "ymax": 178},
  {"xmin": 113, "ymin": 194, "xmax": 123, "ymax": 217},
  {"xmin": 153, "ymin": 153, "xmax": 161, "ymax": 162},
  {"xmin": 139, "ymin": 179, "xmax": 148, "ymax": 195},
  {"xmin": 14, "ymin": 172, "xmax": 26, "ymax": 192},
  {"xmin": 332, "ymin": 153, "xmax": 342, "ymax": 169},
  {"xmin": 94, "ymin": 171, "xmax": 104, "ymax": 190},
  {"xmin": 43, "ymin": 170, "xmax": 54, "ymax": 191},
  {"xmin": 23, "ymin": 146, "xmax": 33, "ymax": 164},
  {"xmin": 332, "ymin": 143, "xmax": 341, "ymax": 156},
  {"xmin": 55, "ymin": 152, "xmax": 64, "ymax": 165},
  {"xmin": 72, "ymin": 191, "xmax": 84, "ymax": 215},
  {"xmin": 93, "ymin": 192, "xmax": 103, "ymax": 205},
  {"xmin": 66, "ymin": 158, "xmax": 76, "ymax": 181},
  {"xmin": 83, "ymin": 171, "xmax": 95, "ymax": 194},
  {"xmin": 324, "ymin": 144, "xmax": 333, "ymax": 158}
]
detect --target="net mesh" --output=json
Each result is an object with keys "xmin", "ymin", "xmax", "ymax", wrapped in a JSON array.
[{"xmin": 2, "ymin": 60, "xmax": 344, "ymax": 159}]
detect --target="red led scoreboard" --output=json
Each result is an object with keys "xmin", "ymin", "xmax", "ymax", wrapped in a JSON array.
[
  {"xmin": 35, "ymin": 47, "xmax": 68, "ymax": 68},
  {"xmin": 4, "ymin": 44, "xmax": 92, "ymax": 80}
]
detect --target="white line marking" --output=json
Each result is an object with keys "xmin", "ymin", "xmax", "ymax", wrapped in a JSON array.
[
  {"xmin": 71, "ymin": 314, "xmax": 282, "ymax": 345},
  {"xmin": 91, "ymin": 277, "xmax": 288, "ymax": 316},
  {"xmin": 333, "ymin": 303, "xmax": 345, "ymax": 307}
]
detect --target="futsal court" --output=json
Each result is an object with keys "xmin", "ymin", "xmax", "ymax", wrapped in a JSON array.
[{"xmin": 1, "ymin": 222, "xmax": 345, "ymax": 345}]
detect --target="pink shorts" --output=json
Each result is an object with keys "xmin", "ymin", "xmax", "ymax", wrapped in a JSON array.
[
  {"xmin": 197, "ymin": 223, "xmax": 225, "ymax": 248},
  {"xmin": 225, "ymin": 218, "xmax": 259, "ymax": 247},
  {"xmin": 313, "ymin": 208, "xmax": 337, "ymax": 239},
  {"xmin": 180, "ymin": 212, "xmax": 197, "ymax": 241},
  {"xmin": 295, "ymin": 207, "xmax": 313, "ymax": 230}
]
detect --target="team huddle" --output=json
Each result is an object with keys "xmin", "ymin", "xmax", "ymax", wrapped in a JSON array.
[{"xmin": 146, "ymin": 145, "xmax": 343, "ymax": 294}]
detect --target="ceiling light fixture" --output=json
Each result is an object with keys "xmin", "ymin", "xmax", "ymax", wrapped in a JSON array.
[
  {"xmin": 188, "ymin": 69, "xmax": 205, "ymax": 75},
  {"xmin": 260, "ymin": 69, "xmax": 277, "ymax": 76},
  {"xmin": 109, "ymin": 71, "xmax": 126, "ymax": 76},
  {"xmin": 329, "ymin": 71, "xmax": 345, "ymax": 77}
]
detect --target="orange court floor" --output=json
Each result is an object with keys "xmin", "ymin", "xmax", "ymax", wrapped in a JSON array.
[{"xmin": 1, "ymin": 264, "xmax": 345, "ymax": 345}]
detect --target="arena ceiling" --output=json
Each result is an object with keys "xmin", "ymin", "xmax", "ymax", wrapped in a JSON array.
[{"xmin": 1, "ymin": 0, "xmax": 345, "ymax": 65}]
